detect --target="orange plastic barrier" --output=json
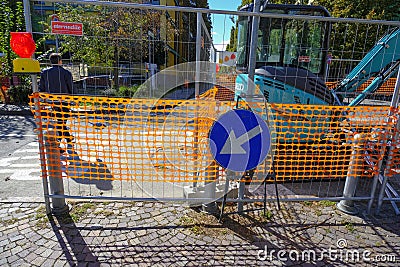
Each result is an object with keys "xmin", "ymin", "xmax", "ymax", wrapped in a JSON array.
[
  {"xmin": 30, "ymin": 93, "xmax": 398, "ymax": 183},
  {"xmin": 327, "ymin": 78, "xmax": 397, "ymax": 95}
]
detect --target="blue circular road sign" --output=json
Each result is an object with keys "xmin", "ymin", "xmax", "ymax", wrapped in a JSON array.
[{"xmin": 209, "ymin": 109, "xmax": 271, "ymax": 172}]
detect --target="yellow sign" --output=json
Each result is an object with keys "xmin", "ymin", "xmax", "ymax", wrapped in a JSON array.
[{"xmin": 13, "ymin": 58, "xmax": 41, "ymax": 74}]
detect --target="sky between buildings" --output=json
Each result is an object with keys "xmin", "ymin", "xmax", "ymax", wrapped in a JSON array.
[{"xmin": 208, "ymin": 0, "xmax": 242, "ymax": 51}]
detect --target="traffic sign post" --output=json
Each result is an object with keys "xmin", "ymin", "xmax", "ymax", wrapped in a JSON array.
[
  {"xmin": 209, "ymin": 109, "xmax": 272, "ymax": 215},
  {"xmin": 209, "ymin": 109, "xmax": 271, "ymax": 172}
]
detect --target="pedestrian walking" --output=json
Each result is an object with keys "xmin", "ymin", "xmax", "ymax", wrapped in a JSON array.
[{"xmin": 39, "ymin": 53, "xmax": 74, "ymax": 144}]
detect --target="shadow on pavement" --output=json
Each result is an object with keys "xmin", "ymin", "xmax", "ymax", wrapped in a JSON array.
[
  {"xmin": 43, "ymin": 200, "xmax": 400, "ymax": 266},
  {"xmin": 49, "ymin": 213, "xmax": 100, "ymax": 266},
  {"xmin": 61, "ymin": 147, "xmax": 113, "ymax": 191},
  {"xmin": 0, "ymin": 114, "xmax": 36, "ymax": 141}
]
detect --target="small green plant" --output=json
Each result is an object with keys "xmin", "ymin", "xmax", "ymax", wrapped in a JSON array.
[
  {"xmin": 303, "ymin": 201, "xmax": 313, "ymax": 206},
  {"xmin": 344, "ymin": 221, "xmax": 356, "ymax": 233},
  {"xmin": 35, "ymin": 205, "xmax": 49, "ymax": 228},
  {"xmin": 69, "ymin": 202, "xmax": 96, "ymax": 222},
  {"xmin": 8, "ymin": 84, "xmax": 32, "ymax": 104},
  {"xmin": 261, "ymin": 210, "xmax": 274, "ymax": 220},
  {"xmin": 2, "ymin": 217, "xmax": 18, "ymax": 226},
  {"xmin": 190, "ymin": 225, "xmax": 205, "ymax": 235},
  {"xmin": 319, "ymin": 200, "xmax": 336, "ymax": 207},
  {"xmin": 179, "ymin": 216, "xmax": 194, "ymax": 225},
  {"xmin": 116, "ymin": 85, "xmax": 140, "ymax": 97},
  {"xmin": 315, "ymin": 210, "xmax": 322, "ymax": 216}
]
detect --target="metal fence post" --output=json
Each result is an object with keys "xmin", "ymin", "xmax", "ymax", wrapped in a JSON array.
[
  {"xmin": 247, "ymin": 0, "xmax": 261, "ymax": 96},
  {"xmin": 237, "ymin": 180, "xmax": 245, "ymax": 214},
  {"xmin": 376, "ymin": 68, "xmax": 400, "ymax": 214},
  {"xmin": 23, "ymin": 0, "xmax": 53, "ymax": 214},
  {"xmin": 44, "ymin": 130, "xmax": 69, "ymax": 214},
  {"xmin": 337, "ymin": 133, "xmax": 365, "ymax": 215},
  {"xmin": 195, "ymin": 12, "xmax": 201, "ymax": 99},
  {"xmin": 202, "ymin": 161, "xmax": 218, "ymax": 213}
]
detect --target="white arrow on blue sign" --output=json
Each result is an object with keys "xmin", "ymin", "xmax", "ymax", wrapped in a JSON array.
[{"xmin": 208, "ymin": 109, "xmax": 271, "ymax": 172}]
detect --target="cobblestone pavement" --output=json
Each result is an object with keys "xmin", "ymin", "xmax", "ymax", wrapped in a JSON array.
[{"xmin": 0, "ymin": 200, "xmax": 399, "ymax": 267}]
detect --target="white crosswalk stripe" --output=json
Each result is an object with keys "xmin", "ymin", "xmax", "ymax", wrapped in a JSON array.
[{"xmin": 0, "ymin": 142, "xmax": 41, "ymax": 181}]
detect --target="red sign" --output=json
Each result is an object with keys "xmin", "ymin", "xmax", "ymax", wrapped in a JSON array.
[
  {"xmin": 51, "ymin": 21, "xmax": 83, "ymax": 36},
  {"xmin": 10, "ymin": 32, "xmax": 36, "ymax": 58}
]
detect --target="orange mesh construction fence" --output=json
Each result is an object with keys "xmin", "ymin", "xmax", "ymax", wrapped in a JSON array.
[
  {"xmin": 388, "ymin": 134, "xmax": 400, "ymax": 177},
  {"xmin": 326, "ymin": 78, "xmax": 397, "ymax": 95},
  {"xmin": 30, "ymin": 93, "xmax": 399, "ymax": 184}
]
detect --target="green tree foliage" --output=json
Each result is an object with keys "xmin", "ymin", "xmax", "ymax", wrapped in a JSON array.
[
  {"xmin": 39, "ymin": 2, "xmax": 178, "ymax": 89},
  {"xmin": 179, "ymin": 0, "xmax": 212, "ymax": 61},
  {"xmin": 314, "ymin": 0, "xmax": 399, "ymax": 60},
  {"xmin": 225, "ymin": 26, "xmax": 237, "ymax": 52},
  {"xmin": 0, "ymin": 0, "xmax": 26, "ymax": 103},
  {"xmin": 0, "ymin": 1, "xmax": 25, "ymax": 77},
  {"xmin": 226, "ymin": 0, "xmax": 252, "ymax": 52},
  {"xmin": 226, "ymin": 0, "xmax": 399, "ymax": 55},
  {"xmin": 36, "ymin": 0, "xmax": 211, "ymax": 90}
]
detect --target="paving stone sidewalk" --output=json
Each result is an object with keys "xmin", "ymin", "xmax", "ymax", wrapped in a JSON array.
[{"xmin": 0, "ymin": 200, "xmax": 399, "ymax": 266}]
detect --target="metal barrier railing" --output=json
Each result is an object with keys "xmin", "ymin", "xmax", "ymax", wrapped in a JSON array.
[
  {"xmin": 24, "ymin": 0, "xmax": 400, "ymax": 215},
  {"xmin": 29, "ymin": 92, "xmax": 399, "ymax": 212}
]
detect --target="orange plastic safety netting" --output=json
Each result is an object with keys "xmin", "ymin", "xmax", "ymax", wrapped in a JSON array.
[
  {"xmin": 254, "ymin": 103, "xmax": 397, "ymax": 182},
  {"xmin": 29, "ymin": 93, "xmax": 398, "ymax": 183},
  {"xmin": 326, "ymin": 77, "xmax": 397, "ymax": 96},
  {"xmin": 29, "ymin": 92, "xmax": 232, "ymax": 183},
  {"xmin": 388, "ymin": 129, "xmax": 400, "ymax": 177}
]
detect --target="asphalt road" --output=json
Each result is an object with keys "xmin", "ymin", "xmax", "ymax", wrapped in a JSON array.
[
  {"xmin": 0, "ymin": 115, "xmax": 37, "ymax": 157},
  {"xmin": 0, "ymin": 114, "xmax": 44, "ymax": 201}
]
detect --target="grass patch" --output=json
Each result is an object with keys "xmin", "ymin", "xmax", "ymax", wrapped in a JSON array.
[
  {"xmin": 303, "ymin": 201, "xmax": 313, "ymax": 206},
  {"xmin": 94, "ymin": 209, "xmax": 114, "ymax": 217},
  {"xmin": 69, "ymin": 202, "xmax": 96, "ymax": 222},
  {"xmin": 319, "ymin": 200, "xmax": 336, "ymax": 207},
  {"xmin": 179, "ymin": 216, "xmax": 194, "ymax": 225},
  {"xmin": 260, "ymin": 210, "xmax": 273, "ymax": 220},
  {"xmin": 178, "ymin": 210, "xmax": 229, "ymax": 237},
  {"xmin": 35, "ymin": 205, "xmax": 49, "ymax": 228},
  {"xmin": 2, "ymin": 217, "xmax": 19, "ymax": 226},
  {"xmin": 344, "ymin": 221, "xmax": 356, "ymax": 233},
  {"xmin": 190, "ymin": 225, "xmax": 205, "ymax": 235}
]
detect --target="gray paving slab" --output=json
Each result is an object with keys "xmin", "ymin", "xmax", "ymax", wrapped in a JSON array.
[{"xmin": 0, "ymin": 200, "xmax": 399, "ymax": 266}]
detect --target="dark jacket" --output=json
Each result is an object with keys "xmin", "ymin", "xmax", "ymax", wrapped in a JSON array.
[{"xmin": 39, "ymin": 65, "xmax": 74, "ymax": 94}]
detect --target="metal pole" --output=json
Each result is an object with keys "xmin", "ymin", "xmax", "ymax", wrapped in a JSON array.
[
  {"xmin": 337, "ymin": 133, "xmax": 365, "ymax": 215},
  {"xmin": 376, "ymin": 68, "xmax": 400, "ymax": 214},
  {"xmin": 202, "ymin": 162, "xmax": 218, "ymax": 214},
  {"xmin": 55, "ymin": 35, "xmax": 59, "ymax": 53},
  {"xmin": 247, "ymin": 0, "xmax": 261, "ymax": 96},
  {"xmin": 44, "ymin": 130, "xmax": 69, "ymax": 214},
  {"xmin": 23, "ymin": 0, "xmax": 52, "ymax": 215},
  {"xmin": 238, "ymin": 180, "xmax": 245, "ymax": 214},
  {"xmin": 195, "ymin": 12, "xmax": 202, "ymax": 99}
]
